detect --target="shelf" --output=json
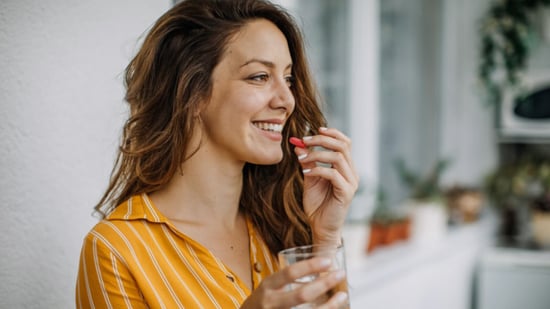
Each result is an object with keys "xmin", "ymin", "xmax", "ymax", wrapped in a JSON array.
[
  {"xmin": 343, "ymin": 214, "xmax": 498, "ymax": 309},
  {"xmin": 498, "ymin": 134, "xmax": 550, "ymax": 144}
]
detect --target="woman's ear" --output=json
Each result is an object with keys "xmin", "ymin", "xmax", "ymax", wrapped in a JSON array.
[
  {"xmin": 193, "ymin": 106, "xmax": 202, "ymax": 118},
  {"xmin": 194, "ymin": 97, "xmax": 209, "ymax": 119}
]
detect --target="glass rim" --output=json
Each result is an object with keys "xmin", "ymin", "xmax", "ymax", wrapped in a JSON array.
[{"xmin": 278, "ymin": 243, "xmax": 344, "ymax": 257}]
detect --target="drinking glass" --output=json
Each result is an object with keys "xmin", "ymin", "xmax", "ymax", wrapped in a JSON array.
[{"xmin": 278, "ymin": 244, "xmax": 349, "ymax": 308}]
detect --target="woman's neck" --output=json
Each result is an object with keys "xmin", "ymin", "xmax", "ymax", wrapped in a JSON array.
[{"xmin": 150, "ymin": 148, "xmax": 245, "ymax": 228}]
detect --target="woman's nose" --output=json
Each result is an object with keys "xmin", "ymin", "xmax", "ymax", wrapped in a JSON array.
[{"xmin": 271, "ymin": 78, "xmax": 295, "ymax": 111}]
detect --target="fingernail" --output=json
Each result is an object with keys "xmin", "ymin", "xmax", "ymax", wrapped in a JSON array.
[
  {"xmin": 302, "ymin": 168, "xmax": 311, "ymax": 174},
  {"xmin": 302, "ymin": 136, "xmax": 313, "ymax": 141},
  {"xmin": 298, "ymin": 153, "xmax": 307, "ymax": 160},
  {"xmin": 319, "ymin": 127, "xmax": 328, "ymax": 131},
  {"xmin": 334, "ymin": 270, "xmax": 346, "ymax": 280},
  {"xmin": 335, "ymin": 292, "xmax": 348, "ymax": 303},
  {"xmin": 319, "ymin": 258, "xmax": 331, "ymax": 267}
]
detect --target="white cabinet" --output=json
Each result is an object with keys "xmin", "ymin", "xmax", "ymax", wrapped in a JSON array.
[{"xmin": 477, "ymin": 248, "xmax": 550, "ymax": 309}]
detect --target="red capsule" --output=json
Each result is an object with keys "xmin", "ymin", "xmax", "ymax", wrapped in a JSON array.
[{"xmin": 289, "ymin": 137, "xmax": 306, "ymax": 148}]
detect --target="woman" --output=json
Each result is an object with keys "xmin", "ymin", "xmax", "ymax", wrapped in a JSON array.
[{"xmin": 76, "ymin": 0, "xmax": 358, "ymax": 308}]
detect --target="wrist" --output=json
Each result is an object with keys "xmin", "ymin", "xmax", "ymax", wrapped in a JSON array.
[{"xmin": 312, "ymin": 232, "xmax": 343, "ymax": 247}]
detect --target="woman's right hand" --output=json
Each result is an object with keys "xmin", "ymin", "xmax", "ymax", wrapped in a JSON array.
[{"xmin": 240, "ymin": 257, "xmax": 348, "ymax": 309}]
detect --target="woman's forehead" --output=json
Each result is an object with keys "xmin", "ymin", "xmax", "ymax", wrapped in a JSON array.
[{"xmin": 219, "ymin": 19, "xmax": 292, "ymax": 70}]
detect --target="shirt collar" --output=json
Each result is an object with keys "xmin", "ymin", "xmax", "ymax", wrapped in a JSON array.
[{"xmin": 107, "ymin": 193, "xmax": 168, "ymax": 224}]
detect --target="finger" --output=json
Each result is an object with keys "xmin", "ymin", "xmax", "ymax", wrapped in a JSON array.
[
  {"xmin": 312, "ymin": 128, "xmax": 352, "ymax": 157},
  {"xmin": 298, "ymin": 150, "xmax": 357, "ymax": 187},
  {"xmin": 317, "ymin": 291, "xmax": 349, "ymax": 309},
  {"xmin": 303, "ymin": 167, "xmax": 356, "ymax": 204},
  {"xmin": 317, "ymin": 127, "xmax": 350, "ymax": 142},
  {"xmin": 302, "ymin": 129, "xmax": 357, "ymax": 181},
  {"xmin": 302, "ymin": 134, "xmax": 348, "ymax": 155},
  {"xmin": 293, "ymin": 147, "xmax": 317, "ymax": 171},
  {"xmin": 298, "ymin": 129, "xmax": 349, "ymax": 158},
  {"xmin": 288, "ymin": 271, "xmax": 347, "ymax": 308},
  {"xmin": 266, "ymin": 257, "xmax": 332, "ymax": 289}
]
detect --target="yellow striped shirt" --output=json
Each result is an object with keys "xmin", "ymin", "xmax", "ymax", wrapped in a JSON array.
[{"xmin": 76, "ymin": 193, "xmax": 279, "ymax": 308}]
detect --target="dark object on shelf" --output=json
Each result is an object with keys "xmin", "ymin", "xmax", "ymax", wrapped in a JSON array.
[
  {"xmin": 500, "ymin": 206, "xmax": 520, "ymax": 240},
  {"xmin": 532, "ymin": 194, "xmax": 550, "ymax": 212},
  {"xmin": 514, "ymin": 86, "xmax": 550, "ymax": 119}
]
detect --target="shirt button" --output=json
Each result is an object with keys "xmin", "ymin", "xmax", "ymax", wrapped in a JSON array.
[{"xmin": 254, "ymin": 262, "xmax": 263, "ymax": 273}]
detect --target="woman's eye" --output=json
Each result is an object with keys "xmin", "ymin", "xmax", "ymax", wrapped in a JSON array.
[
  {"xmin": 285, "ymin": 75, "xmax": 295, "ymax": 88},
  {"xmin": 250, "ymin": 74, "xmax": 269, "ymax": 82},
  {"xmin": 248, "ymin": 73, "xmax": 294, "ymax": 88}
]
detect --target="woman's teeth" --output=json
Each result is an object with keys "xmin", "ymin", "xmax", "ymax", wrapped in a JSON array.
[{"xmin": 253, "ymin": 122, "xmax": 283, "ymax": 133}]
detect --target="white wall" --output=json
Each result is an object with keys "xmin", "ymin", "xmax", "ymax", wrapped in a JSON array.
[
  {"xmin": 348, "ymin": 0, "xmax": 380, "ymax": 220},
  {"xmin": 440, "ymin": 0, "xmax": 498, "ymax": 186},
  {"xmin": 0, "ymin": 1, "xmax": 169, "ymax": 307}
]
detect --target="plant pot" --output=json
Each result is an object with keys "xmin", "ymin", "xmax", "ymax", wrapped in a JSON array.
[
  {"xmin": 383, "ymin": 223, "xmax": 401, "ymax": 245},
  {"xmin": 395, "ymin": 217, "xmax": 411, "ymax": 241},
  {"xmin": 446, "ymin": 187, "xmax": 483, "ymax": 224},
  {"xmin": 408, "ymin": 200, "xmax": 448, "ymax": 246},
  {"xmin": 366, "ymin": 223, "xmax": 386, "ymax": 253}
]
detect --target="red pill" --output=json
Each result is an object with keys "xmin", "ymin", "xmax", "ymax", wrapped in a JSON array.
[{"xmin": 289, "ymin": 137, "xmax": 306, "ymax": 148}]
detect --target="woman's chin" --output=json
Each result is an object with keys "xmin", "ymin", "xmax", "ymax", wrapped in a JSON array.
[{"xmin": 250, "ymin": 152, "xmax": 284, "ymax": 165}]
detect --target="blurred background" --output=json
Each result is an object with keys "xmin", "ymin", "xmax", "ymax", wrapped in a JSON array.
[{"xmin": 1, "ymin": 0, "xmax": 549, "ymax": 308}]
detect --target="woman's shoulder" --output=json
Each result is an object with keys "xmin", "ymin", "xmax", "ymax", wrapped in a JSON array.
[
  {"xmin": 83, "ymin": 217, "xmax": 136, "ymax": 249},
  {"xmin": 82, "ymin": 216, "xmax": 157, "ymax": 266},
  {"xmin": 83, "ymin": 194, "xmax": 160, "ymax": 250}
]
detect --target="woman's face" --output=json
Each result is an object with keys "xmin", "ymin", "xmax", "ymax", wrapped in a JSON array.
[{"xmin": 200, "ymin": 18, "xmax": 295, "ymax": 165}]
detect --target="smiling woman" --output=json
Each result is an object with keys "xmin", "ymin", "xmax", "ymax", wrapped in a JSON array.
[{"xmin": 75, "ymin": 0, "xmax": 358, "ymax": 308}]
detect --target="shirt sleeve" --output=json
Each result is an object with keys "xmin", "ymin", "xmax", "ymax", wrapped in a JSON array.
[{"xmin": 75, "ymin": 232, "xmax": 148, "ymax": 309}]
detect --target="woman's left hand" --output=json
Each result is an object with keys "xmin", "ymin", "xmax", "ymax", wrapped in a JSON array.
[{"xmin": 293, "ymin": 127, "xmax": 359, "ymax": 245}]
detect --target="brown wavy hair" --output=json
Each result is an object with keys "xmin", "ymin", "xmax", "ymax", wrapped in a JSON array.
[{"xmin": 95, "ymin": 0, "xmax": 326, "ymax": 255}]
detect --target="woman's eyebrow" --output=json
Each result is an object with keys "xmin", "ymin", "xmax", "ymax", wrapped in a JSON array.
[{"xmin": 240, "ymin": 58, "xmax": 292, "ymax": 70}]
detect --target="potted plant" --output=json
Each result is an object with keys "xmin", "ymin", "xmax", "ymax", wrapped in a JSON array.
[
  {"xmin": 531, "ymin": 193, "xmax": 550, "ymax": 248},
  {"xmin": 484, "ymin": 161, "xmax": 530, "ymax": 239},
  {"xmin": 367, "ymin": 190, "xmax": 411, "ymax": 253},
  {"xmin": 478, "ymin": 0, "xmax": 550, "ymax": 107},
  {"xmin": 528, "ymin": 161, "xmax": 550, "ymax": 248},
  {"xmin": 485, "ymin": 157, "xmax": 550, "ymax": 244},
  {"xmin": 394, "ymin": 158, "xmax": 450, "ymax": 245},
  {"xmin": 445, "ymin": 185, "xmax": 484, "ymax": 224}
]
